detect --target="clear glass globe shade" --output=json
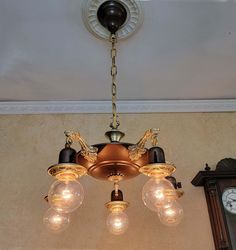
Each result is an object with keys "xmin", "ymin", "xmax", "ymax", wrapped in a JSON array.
[
  {"xmin": 158, "ymin": 200, "xmax": 183, "ymax": 226},
  {"xmin": 142, "ymin": 178, "xmax": 175, "ymax": 212},
  {"xmin": 106, "ymin": 211, "xmax": 129, "ymax": 235},
  {"xmin": 48, "ymin": 180, "xmax": 84, "ymax": 213},
  {"xmin": 43, "ymin": 208, "xmax": 70, "ymax": 233}
]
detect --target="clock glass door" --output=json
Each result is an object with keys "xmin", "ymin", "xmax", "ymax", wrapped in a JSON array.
[{"xmin": 222, "ymin": 187, "xmax": 236, "ymax": 249}]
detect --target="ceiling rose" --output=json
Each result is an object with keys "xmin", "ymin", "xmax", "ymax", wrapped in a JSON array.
[{"xmin": 82, "ymin": 0, "xmax": 143, "ymax": 40}]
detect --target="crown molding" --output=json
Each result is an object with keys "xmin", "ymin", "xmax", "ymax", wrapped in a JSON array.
[{"xmin": 0, "ymin": 99, "xmax": 235, "ymax": 114}]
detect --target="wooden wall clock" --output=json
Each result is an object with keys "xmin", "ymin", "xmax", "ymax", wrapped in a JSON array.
[{"xmin": 192, "ymin": 158, "xmax": 236, "ymax": 250}]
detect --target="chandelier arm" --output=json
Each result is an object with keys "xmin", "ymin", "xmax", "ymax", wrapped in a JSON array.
[
  {"xmin": 128, "ymin": 128, "xmax": 160, "ymax": 161},
  {"xmin": 150, "ymin": 128, "xmax": 159, "ymax": 147},
  {"xmin": 110, "ymin": 34, "xmax": 120, "ymax": 129},
  {"xmin": 64, "ymin": 131, "xmax": 98, "ymax": 163}
]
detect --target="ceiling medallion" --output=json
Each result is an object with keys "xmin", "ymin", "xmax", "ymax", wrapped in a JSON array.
[
  {"xmin": 43, "ymin": 0, "xmax": 184, "ymax": 235},
  {"xmin": 82, "ymin": 0, "xmax": 143, "ymax": 40}
]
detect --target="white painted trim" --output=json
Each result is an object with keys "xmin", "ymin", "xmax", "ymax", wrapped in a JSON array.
[{"xmin": 0, "ymin": 100, "xmax": 235, "ymax": 114}]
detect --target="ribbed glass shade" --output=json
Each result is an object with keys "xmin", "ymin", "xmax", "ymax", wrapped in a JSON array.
[
  {"xmin": 48, "ymin": 180, "xmax": 84, "ymax": 213},
  {"xmin": 142, "ymin": 178, "xmax": 175, "ymax": 212},
  {"xmin": 106, "ymin": 211, "xmax": 129, "ymax": 235}
]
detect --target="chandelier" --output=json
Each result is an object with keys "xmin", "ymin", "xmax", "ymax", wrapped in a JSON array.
[{"xmin": 43, "ymin": 0, "xmax": 184, "ymax": 235}]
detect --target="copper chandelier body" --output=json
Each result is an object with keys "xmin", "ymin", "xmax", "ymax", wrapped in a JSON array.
[{"xmin": 44, "ymin": 0, "xmax": 184, "ymax": 235}]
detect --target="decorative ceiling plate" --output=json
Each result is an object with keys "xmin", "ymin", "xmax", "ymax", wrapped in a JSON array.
[{"xmin": 82, "ymin": 0, "xmax": 143, "ymax": 40}]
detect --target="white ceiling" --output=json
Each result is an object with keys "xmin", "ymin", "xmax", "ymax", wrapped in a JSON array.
[{"xmin": 0, "ymin": 0, "xmax": 236, "ymax": 102}]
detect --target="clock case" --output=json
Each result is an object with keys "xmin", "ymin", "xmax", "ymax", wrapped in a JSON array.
[{"xmin": 192, "ymin": 158, "xmax": 236, "ymax": 250}]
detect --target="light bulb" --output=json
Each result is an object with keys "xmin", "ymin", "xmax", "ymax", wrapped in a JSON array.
[
  {"xmin": 48, "ymin": 179, "xmax": 84, "ymax": 213},
  {"xmin": 158, "ymin": 200, "xmax": 183, "ymax": 226},
  {"xmin": 142, "ymin": 177, "xmax": 176, "ymax": 212},
  {"xmin": 106, "ymin": 211, "xmax": 129, "ymax": 235},
  {"xmin": 43, "ymin": 208, "xmax": 70, "ymax": 233}
]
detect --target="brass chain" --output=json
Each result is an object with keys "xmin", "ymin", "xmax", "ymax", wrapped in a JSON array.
[{"xmin": 110, "ymin": 34, "xmax": 120, "ymax": 129}]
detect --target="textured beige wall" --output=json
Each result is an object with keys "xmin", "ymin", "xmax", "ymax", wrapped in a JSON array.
[{"xmin": 0, "ymin": 113, "xmax": 236, "ymax": 250}]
